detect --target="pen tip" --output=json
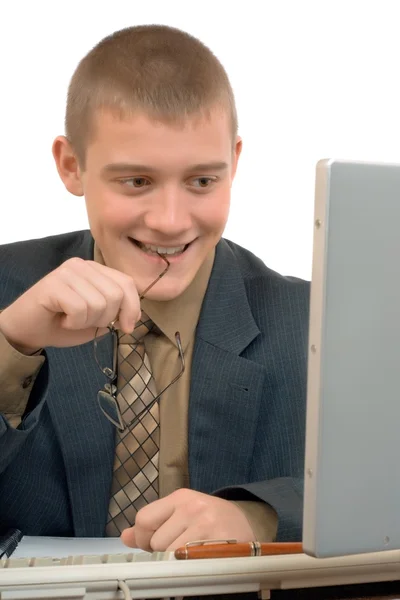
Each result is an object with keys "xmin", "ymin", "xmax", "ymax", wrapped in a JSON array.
[{"xmin": 174, "ymin": 549, "xmax": 185, "ymax": 560}]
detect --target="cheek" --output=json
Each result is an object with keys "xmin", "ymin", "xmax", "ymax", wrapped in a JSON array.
[
  {"xmin": 196, "ymin": 192, "xmax": 230, "ymax": 232},
  {"xmin": 85, "ymin": 188, "xmax": 137, "ymax": 232},
  {"xmin": 102, "ymin": 203, "xmax": 134, "ymax": 229}
]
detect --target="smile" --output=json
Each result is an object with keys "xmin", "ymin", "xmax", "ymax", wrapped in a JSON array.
[{"xmin": 130, "ymin": 238, "xmax": 191, "ymax": 257}]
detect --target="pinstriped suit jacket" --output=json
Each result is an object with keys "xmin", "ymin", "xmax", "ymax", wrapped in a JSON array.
[{"xmin": 0, "ymin": 231, "xmax": 310, "ymax": 542}]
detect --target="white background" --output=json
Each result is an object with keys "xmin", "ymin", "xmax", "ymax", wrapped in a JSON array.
[{"xmin": 1, "ymin": 0, "xmax": 399, "ymax": 280}]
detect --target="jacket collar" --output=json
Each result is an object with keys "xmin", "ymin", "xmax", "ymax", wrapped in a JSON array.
[{"xmin": 196, "ymin": 238, "xmax": 260, "ymax": 354}]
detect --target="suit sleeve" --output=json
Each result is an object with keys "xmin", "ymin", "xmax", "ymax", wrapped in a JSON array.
[
  {"xmin": 0, "ymin": 331, "xmax": 45, "ymax": 426},
  {"xmin": 0, "ymin": 331, "xmax": 48, "ymax": 474},
  {"xmin": 213, "ymin": 477, "xmax": 304, "ymax": 541}
]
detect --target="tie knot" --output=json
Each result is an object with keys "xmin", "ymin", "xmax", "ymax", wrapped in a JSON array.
[{"xmin": 118, "ymin": 311, "xmax": 156, "ymax": 344}]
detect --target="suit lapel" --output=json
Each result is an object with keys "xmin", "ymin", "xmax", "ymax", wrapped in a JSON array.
[
  {"xmin": 46, "ymin": 232, "xmax": 116, "ymax": 536},
  {"xmin": 47, "ymin": 339, "xmax": 116, "ymax": 536},
  {"xmin": 189, "ymin": 240, "xmax": 266, "ymax": 492}
]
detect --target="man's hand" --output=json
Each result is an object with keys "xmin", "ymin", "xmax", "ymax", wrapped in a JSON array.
[
  {"xmin": 0, "ymin": 258, "xmax": 141, "ymax": 354},
  {"xmin": 120, "ymin": 488, "xmax": 255, "ymax": 551}
]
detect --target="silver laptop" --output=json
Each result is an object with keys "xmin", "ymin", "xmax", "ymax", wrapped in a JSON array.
[{"xmin": 303, "ymin": 158, "xmax": 400, "ymax": 557}]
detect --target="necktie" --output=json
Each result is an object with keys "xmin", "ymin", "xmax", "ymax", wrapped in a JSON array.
[{"xmin": 105, "ymin": 312, "xmax": 159, "ymax": 536}]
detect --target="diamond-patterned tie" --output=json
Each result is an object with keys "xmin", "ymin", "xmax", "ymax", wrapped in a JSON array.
[{"xmin": 105, "ymin": 312, "xmax": 159, "ymax": 536}]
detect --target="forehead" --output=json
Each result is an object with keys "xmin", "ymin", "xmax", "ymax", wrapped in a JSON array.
[{"xmin": 86, "ymin": 107, "xmax": 233, "ymax": 168}]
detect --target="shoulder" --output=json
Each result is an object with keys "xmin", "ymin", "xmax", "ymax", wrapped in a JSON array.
[
  {"xmin": 221, "ymin": 238, "xmax": 310, "ymax": 304},
  {"xmin": 220, "ymin": 239, "xmax": 310, "ymax": 363},
  {"xmin": 219, "ymin": 238, "xmax": 310, "ymax": 349},
  {"xmin": 0, "ymin": 230, "xmax": 93, "ymax": 268},
  {"xmin": 0, "ymin": 230, "xmax": 94, "ymax": 305},
  {"xmin": 212, "ymin": 238, "xmax": 310, "ymax": 362}
]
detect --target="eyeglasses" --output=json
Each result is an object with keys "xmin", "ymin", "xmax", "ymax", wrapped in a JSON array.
[{"xmin": 94, "ymin": 254, "xmax": 185, "ymax": 431}]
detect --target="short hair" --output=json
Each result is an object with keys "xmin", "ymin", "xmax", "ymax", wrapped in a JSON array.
[{"xmin": 65, "ymin": 25, "xmax": 238, "ymax": 167}]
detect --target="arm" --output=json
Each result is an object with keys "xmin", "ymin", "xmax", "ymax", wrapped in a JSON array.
[
  {"xmin": 0, "ymin": 258, "xmax": 141, "ymax": 474},
  {"xmin": 0, "ymin": 330, "xmax": 45, "ymax": 427},
  {"xmin": 213, "ymin": 477, "xmax": 304, "ymax": 541},
  {"xmin": 0, "ymin": 330, "xmax": 48, "ymax": 474},
  {"xmin": 217, "ymin": 275, "xmax": 309, "ymax": 542},
  {"xmin": 233, "ymin": 499, "xmax": 278, "ymax": 541}
]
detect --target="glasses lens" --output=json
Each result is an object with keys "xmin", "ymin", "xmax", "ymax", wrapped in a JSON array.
[{"xmin": 98, "ymin": 389, "xmax": 124, "ymax": 430}]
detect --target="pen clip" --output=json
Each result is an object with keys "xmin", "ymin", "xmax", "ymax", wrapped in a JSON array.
[{"xmin": 184, "ymin": 538, "xmax": 237, "ymax": 548}]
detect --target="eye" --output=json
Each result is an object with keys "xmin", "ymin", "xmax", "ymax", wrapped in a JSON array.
[
  {"xmin": 120, "ymin": 177, "xmax": 151, "ymax": 188},
  {"xmin": 191, "ymin": 177, "xmax": 216, "ymax": 189}
]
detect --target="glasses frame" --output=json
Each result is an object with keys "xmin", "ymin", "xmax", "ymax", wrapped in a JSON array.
[{"xmin": 94, "ymin": 253, "xmax": 186, "ymax": 431}]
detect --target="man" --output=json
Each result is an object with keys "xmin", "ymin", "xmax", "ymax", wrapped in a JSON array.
[{"xmin": 0, "ymin": 25, "xmax": 309, "ymax": 554}]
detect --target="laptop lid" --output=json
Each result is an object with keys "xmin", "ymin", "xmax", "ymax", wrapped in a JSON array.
[{"xmin": 303, "ymin": 159, "xmax": 400, "ymax": 557}]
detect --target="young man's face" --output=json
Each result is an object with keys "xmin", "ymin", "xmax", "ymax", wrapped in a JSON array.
[{"xmin": 55, "ymin": 107, "xmax": 241, "ymax": 300}]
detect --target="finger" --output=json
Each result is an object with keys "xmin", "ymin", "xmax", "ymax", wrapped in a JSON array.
[
  {"xmin": 56, "ymin": 277, "xmax": 109, "ymax": 330},
  {"xmin": 165, "ymin": 525, "xmax": 205, "ymax": 551},
  {"xmin": 67, "ymin": 263, "xmax": 125, "ymax": 328},
  {"xmin": 147, "ymin": 511, "xmax": 187, "ymax": 552},
  {"xmin": 42, "ymin": 280, "xmax": 92, "ymax": 329},
  {"xmin": 132, "ymin": 498, "xmax": 176, "ymax": 551},
  {"xmin": 126, "ymin": 525, "xmax": 152, "ymax": 553},
  {"xmin": 55, "ymin": 259, "xmax": 139, "ymax": 332},
  {"xmin": 135, "ymin": 496, "xmax": 176, "ymax": 532},
  {"xmin": 120, "ymin": 527, "xmax": 138, "ymax": 548},
  {"xmin": 41, "ymin": 283, "xmax": 109, "ymax": 345},
  {"xmin": 85, "ymin": 261, "xmax": 141, "ymax": 332}
]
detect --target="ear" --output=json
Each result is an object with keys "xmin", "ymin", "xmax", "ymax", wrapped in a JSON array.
[
  {"xmin": 231, "ymin": 135, "xmax": 242, "ymax": 181},
  {"xmin": 52, "ymin": 136, "xmax": 84, "ymax": 196}
]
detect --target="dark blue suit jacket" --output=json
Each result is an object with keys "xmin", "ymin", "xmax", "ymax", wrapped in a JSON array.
[{"xmin": 0, "ymin": 231, "xmax": 310, "ymax": 541}]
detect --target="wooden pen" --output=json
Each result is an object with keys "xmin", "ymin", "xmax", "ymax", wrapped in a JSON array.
[{"xmin": 174, "ymin": 541, "xmax": 303, "ymax": 560}]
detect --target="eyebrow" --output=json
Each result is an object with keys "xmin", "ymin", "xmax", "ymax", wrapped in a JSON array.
[{"xmin": 101, "ymin": 161, "xmax": 229, "ymax": 175}]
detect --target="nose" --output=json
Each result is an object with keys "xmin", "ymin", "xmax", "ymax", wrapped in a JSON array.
[{"xmin": 144, "ymin": 185, "xmax": 192, "ymax": 237}]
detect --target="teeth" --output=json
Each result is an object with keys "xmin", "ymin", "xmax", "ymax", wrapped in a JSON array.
[{"xmin": 140, "ymin": 243, "xmax": 186, "ymax": 255}]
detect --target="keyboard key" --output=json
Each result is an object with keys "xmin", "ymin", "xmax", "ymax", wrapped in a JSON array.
[
  {"xmin": 31, "ymin": 557, "xmax": 63, "ymax": 566},
  {"xmin": 70, "ymin": 555, "xmax": 104, "ymax": 565},
  {"xmin": 5, "ymin": 558, "xmax": 31, "ymax": 568}
]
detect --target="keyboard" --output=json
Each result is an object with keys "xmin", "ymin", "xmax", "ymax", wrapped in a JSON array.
[{"xmin": 0, "ymin": 550, "xmax": 171, "ymax": 567}]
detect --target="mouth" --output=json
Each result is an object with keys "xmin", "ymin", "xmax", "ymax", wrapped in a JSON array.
[{"xmin": 129, "ymin": 238, "xmax": 192, "ymax": 257}]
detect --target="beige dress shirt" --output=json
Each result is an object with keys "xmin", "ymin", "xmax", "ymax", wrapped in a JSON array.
[{"xmin": 0, "ymin": 245, "xmax": 277, "ymax": 541}]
